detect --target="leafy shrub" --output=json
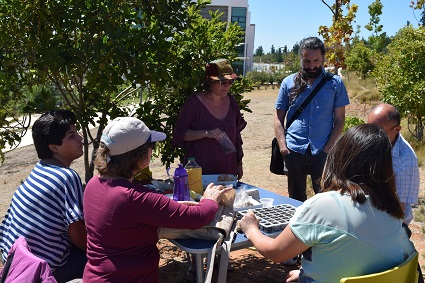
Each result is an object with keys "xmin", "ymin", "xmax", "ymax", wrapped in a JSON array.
[{"xmin": 343, "ymin": 116, "xmax": 365, "ymax": 133}]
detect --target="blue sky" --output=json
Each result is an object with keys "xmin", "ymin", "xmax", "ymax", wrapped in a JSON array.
[{"xmin": 249, "ymin": 0, "xmax": 422, "ymax": 52}]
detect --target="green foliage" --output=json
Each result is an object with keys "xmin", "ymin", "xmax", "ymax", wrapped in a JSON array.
[
  {"xmin": 254, "ymin": 46, "xmax": 264, "ymax": 56},
  {"xmin": 245, "ymin": 68, "xmax": 288, "ymax": 88},
  {"xmin": 372, "ymin": 25, "xmax": 425, "ymax": 141},
  {"xmin": 19, "ymin": 84, "xmax": 61, "ymax": 113},
  {"xmin": 343, "ymin": 116, "xmax": 365, "ymax": 133},
  {"xmin": 365, "ymin": 0, "xmax": 383, "ymax": 35},
  {"xmin": 0, "ymin": 0, "xmax": 252, "ymax": 180},
  {"xmin": 319, "ymin": 0, "xmax": 359, "ymax": 71},
  {"xmin": 246, "ymin": 71, "xmax": 270, "ymax": 85},
  {"xmin": 345, "ymin": 41, "xmax": 375, "ymax": 78},
  {"xmin": 133, "ymin": 6, "xmax": 250, "ymax": 167},
  {"xmin": 365, "ymin": 0, "xmax": 388, "ymax": 53}
]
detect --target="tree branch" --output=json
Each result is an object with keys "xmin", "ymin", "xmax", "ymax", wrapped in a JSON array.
[{"xmin": 322, "ymin": 0, "xmax": 336, "ymax": 16}]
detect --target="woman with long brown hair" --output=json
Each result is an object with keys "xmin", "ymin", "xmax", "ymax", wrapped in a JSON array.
[{"xmin": 240, "ymin": 124, "xmax": 415, "ymax": 283}]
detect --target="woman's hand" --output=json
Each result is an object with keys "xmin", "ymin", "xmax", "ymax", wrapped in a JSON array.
[
  {"xmin": 239, "ymin": 210, "xmax": 260, "ymax": 235},
  {"xmin": 205, "ymin": 128, "xmax": 223, "ymax": 141},
  {"xmin": 202, "ymin": 183, "xmax": 233, "ymax": 203}
]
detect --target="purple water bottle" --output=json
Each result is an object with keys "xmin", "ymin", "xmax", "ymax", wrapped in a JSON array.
[{"xmin": 172, "ymin": 164, "xmax": 190, "ymax": 201}]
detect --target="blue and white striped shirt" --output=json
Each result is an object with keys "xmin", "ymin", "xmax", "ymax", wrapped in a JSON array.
[{"xmin": 0, "ymin": 162, "xmax": 84, "ymax": 270}]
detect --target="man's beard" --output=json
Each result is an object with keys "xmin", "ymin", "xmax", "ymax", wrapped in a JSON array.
[{"xmin": 303, "ymin": 67, "xmax": 322, "ymax": 78}]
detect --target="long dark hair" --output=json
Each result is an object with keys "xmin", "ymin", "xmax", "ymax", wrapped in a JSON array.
[
  {"xmin": 289, "ymin": 37, "xmax": 326, "ymax": 101},
  {"xmin": 321, "ymin": 124, "xmax": 404, "ymax": 219}
]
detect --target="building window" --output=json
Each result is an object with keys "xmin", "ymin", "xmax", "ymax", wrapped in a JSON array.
[
  {"xmin": 231, "ymin": 7, "xmax": 247, "ymax": 31},
  {"xmin": 200, "ymin": 5, "xmax": 228, "ymax": 22}
]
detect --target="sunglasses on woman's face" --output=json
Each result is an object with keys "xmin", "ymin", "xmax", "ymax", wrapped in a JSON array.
[{"xmin": 217, "ymin": 79, "xmax": 234, "ymax": 86}]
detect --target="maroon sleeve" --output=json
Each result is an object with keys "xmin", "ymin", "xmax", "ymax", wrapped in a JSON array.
[
  {"xmin": 135, "ymin": 191, "xmax": 219, "ymax": 229},
  {"xmin": 172, "ymin": 95, "xmax": 198, "ymax": 149}
]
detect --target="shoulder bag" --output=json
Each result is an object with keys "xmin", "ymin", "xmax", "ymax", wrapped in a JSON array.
[{"xmin": 270, "ymin": 72, "xmax": 333, "ymax": 175}]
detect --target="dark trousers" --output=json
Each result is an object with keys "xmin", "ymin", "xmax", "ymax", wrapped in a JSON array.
[
  {"xmin": 284, "ymin": 147, "xmax": 327, "ymax": 202},
  {"xmin": 52, "ymin": 245, "xmax": 87, "ymax": 283}
]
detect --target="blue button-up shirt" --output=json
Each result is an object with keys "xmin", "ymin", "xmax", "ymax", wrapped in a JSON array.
[{"xmin": 275, "ymin": 70, "xmax": 349, "ymax": 155}]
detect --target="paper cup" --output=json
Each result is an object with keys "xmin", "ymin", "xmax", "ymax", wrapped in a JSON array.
[{"xmin": 260, "ymin": 198, "xmax": 274, "ymax": 208}]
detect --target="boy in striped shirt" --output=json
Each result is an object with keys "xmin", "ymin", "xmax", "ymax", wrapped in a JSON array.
[{"xmin": 0, "ymin": 110, "xmax": 86, "ymax": 282}]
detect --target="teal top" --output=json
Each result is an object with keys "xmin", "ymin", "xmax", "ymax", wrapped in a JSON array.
[{"xmin": 289, "ymin": 191, "xmax": 415, "ymax": 283}]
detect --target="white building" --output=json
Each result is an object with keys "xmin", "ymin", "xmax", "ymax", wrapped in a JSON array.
[
  {"xmin": 253, "ymin": 63, "xmax": 285, "ymax": 73},
  {"xmin": 201, "ymin": 0, "xmax": 255, "ymax": 76}
]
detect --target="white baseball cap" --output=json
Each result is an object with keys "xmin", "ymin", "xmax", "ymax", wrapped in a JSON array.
[{"xmin": 101, "ymin": 117, "xmax": 166, "ymax": 156}]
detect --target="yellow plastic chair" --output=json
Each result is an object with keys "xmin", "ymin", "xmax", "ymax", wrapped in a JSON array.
[{"xmin": 340, "ymin": 252, "xmax": 419, "ymax": 283}]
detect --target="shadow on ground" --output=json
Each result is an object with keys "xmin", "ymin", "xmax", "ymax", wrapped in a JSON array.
[{"xmin": 158, "ymin": 240, "xmax": 299, "ymax": 283}]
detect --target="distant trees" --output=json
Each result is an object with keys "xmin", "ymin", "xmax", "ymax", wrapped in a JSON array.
[
  {"xmin": 345, "ymin": 41, "xmax": 374, "ymax": 78},
  {"xmin": 253, "ymin": 43, "xmax": 299, "ymax": 71},
  {"xmin": 255, "ymin": 46, "xmax": 265, "ymax": 56}
]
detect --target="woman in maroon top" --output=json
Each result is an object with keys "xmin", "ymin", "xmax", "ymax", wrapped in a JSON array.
[
  {"xmin": 172, "ymin": 59, "xmax": 247, "ymax": 280},
  {"xmin": 172, "ymin": 59, "xmax": 247, "ymax": 179},
  {"xmin": 83, "ymin": 117, "xmax": 232, "ymax": 283}
]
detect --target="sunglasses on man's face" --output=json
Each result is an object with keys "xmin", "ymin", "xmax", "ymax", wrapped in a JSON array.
[{"xmin": 217, "ymin": 79, "xmax": 234, "ymax": 86}]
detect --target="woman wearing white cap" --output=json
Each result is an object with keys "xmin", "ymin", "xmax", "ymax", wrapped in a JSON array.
[{"xmin": 82, "ymin": 117, "xmax": 232, "ymax": 282}]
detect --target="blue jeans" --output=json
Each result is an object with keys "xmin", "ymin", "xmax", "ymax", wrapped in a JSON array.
[
  {"xmin": 284, "ymin": 147, "xmax": 327, "ymax": 202},
  {"xmin": 52, "ymin": 245, "xmax": 86, "ymax": 283}
]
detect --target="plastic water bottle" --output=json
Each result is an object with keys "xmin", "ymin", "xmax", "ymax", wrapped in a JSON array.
[
  {"xmin": 185, "ymin": 157, "xmax": 203, "ymax": 195},
  {"xmin": 172, "ymin": 164, "xmax": 190, "ymax": 201}
]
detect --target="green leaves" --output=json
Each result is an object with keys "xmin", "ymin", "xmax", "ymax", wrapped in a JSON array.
[
  {"xmin": 318, "ymin": 0, "xmax": 359, "ymax": 71},
  {"xmin": 373, "ymin": 26, "xmax": 425, "ymax": 140},
  {"xmin": 0, "ymin": 0, "xmax": 252, "ymax": 179}
]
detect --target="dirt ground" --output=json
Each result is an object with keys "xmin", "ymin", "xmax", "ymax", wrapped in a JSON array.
[{"xmin": 0, "ymin": 88, "xmax": 424, "ymax": 282}]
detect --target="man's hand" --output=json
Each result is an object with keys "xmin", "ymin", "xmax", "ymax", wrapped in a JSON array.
[{"xmin": 280, "ymin": 145, "xmax": 290, "ymax": 156}]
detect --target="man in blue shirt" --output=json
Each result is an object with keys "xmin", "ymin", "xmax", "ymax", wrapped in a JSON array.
[{"xmin": 274, "ymin": 37, "xmax": 350, "ymax": 202}]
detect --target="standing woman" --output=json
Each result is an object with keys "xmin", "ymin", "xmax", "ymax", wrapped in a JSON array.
[{"xmin": 172, "ymin": 59, "xmax": 247, "ymax": 180}]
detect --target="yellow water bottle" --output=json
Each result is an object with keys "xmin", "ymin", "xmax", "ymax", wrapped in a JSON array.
[{"xmin": 185, "ymin": 157, "xmax": 203, "ymax": 195}]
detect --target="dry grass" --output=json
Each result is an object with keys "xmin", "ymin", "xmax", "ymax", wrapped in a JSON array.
[{"xmin": 343, "ymin": 73, "xmax": 380, "ymax": 103}]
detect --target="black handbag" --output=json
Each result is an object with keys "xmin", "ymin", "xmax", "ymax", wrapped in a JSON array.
[
  {"xmin": 270, "ymin": 137, "xmax": 288, "ymax": 175},
  {"xmin": 270, "ymin": 72, "xmax": 333, "ymax": 175}
]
